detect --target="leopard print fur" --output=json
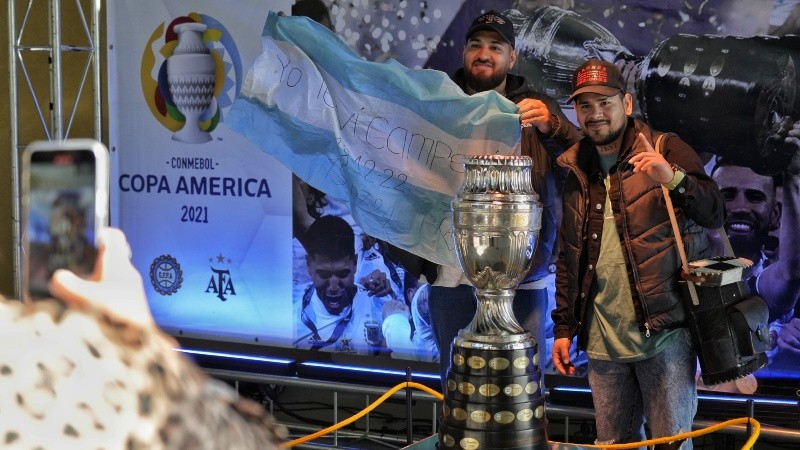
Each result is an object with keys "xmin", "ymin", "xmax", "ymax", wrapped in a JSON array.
[{"xmin": 0, "ymin": 298, "xmax": 287, "ymax": 449}]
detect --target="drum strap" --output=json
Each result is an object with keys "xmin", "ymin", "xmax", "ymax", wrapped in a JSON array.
[{"xmin": 655, "ymin": 133, "xmax": 733, "ymax": 305}]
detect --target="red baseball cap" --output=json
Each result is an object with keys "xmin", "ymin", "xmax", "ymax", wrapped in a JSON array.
[{"xmin": 567, "ymin": 59, "xmax": 625, "ymax": 103}]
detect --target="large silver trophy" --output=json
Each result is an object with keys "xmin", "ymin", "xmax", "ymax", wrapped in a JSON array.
[{"xmin": 438, "ymin": 155, "xmax": 547, "ymax": 450}]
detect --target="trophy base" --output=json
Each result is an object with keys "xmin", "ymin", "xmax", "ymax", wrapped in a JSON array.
[{"xmin": 440, "ymin": 333, "xmax": 545, "ymax": 449}]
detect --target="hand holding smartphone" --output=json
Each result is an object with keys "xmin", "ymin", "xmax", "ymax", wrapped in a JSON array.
[{"xmin": 21, "ymin": 139, "xmax": 109, "ymax": 302}]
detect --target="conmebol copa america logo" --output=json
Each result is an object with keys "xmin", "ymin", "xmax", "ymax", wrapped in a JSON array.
[{"xmin": 141, "ymin": 13, "xmax": 243, "ymax": 144}]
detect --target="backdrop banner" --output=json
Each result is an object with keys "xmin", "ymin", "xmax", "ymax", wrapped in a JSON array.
[
  {"xmin": 106, "ymin": 0, "xmax": 800, "ymax": 390},
  {"xmin": 107, "ymin": 0, "xmax": 295, "ymax": 346}
]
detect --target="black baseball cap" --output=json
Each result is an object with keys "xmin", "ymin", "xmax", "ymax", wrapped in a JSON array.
[
  {"xmin": 466, "ymin": 10, "xmax": 515, "ymax": 48},
  {"xmin": 567, "ymin": 59, "xmax": 626, "ymax": 103}
]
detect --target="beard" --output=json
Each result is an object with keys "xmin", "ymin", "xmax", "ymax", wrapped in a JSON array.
[
  {"xmin": 586, "ymin": 119, "xmax": 626, "ymax": 146},
  {"xmin": 464, "ymin": 68, "xmax": 507, "ymax": 93}
]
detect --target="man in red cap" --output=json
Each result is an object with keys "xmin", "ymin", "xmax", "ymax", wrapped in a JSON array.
[{"xmin": 551, "ymin": 59, "xmax": 724, "ymax": 448}]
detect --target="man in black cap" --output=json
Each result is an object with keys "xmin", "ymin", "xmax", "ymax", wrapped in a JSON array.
[
  {"xmin": 426, "ymin": 9, "xmax": 581, "ymax": 387},
  {"xmin": 551, "ymin": 59, "xmax": 724, "ymax": 448},
  {"xmin": 291, "ymin": 0, "xmax": 333, "ymax": 30}
]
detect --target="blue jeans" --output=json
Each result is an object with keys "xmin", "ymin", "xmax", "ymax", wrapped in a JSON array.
[
  {"xmin": 587, "ymin": 328, "xmax": 697, "ymax": 449},
  {"xmin": 428, "ymin": 284, "xmax": 548, "ymax": 390}
]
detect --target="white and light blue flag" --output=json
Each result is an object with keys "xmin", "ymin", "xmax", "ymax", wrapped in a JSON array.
[{"xmin": 226, "ymin": 11, "xmax": 521, "ymax": 267}]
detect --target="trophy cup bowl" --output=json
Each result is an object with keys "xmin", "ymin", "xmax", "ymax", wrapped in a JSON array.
[
  {"xmin": 440, "ymin": 155, "xmax": 547, "ymax": 450},
  {"xmin": 452, "ymin": 155, "xmax": 542, "ymax": 343}
]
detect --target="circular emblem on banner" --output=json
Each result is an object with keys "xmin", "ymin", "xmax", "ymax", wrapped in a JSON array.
[
  {"xmin": 140, "ymin": 13, "xmax": 243, "ymax": 144},
  {"xmin": 150, "ymin": 254, "xmax": 183, "ymax": 295}
]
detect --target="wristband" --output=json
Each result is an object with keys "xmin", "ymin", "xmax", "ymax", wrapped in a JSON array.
[{"xmin": 663, "ymin": 164, "xmax": 686, "ymax": 191}]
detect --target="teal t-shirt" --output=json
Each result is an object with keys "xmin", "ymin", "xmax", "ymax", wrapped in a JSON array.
[{"xmin": 584, "ymin": 171, "xmax": 679, "ymax": 362}]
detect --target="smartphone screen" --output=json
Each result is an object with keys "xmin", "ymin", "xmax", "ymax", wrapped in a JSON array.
[{"xmin": 24, "ymin": 146, "xmax": 103, "ymax": 300}]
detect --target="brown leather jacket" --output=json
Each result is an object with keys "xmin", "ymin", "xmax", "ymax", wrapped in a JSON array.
[{"xmin": 552, "ymin": 118, "xmax": 724, "ymax": 343}]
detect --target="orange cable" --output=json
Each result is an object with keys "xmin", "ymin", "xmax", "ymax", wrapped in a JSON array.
[
  {"xmin": 282, "ymin": 381, "xmax": 759, "ymax": 449},
  {"xmin": 283, "ymin": 381, "xmax": 442, "ymax": 447},
  {"xmin": 548, "ymin": 417, "xmax": 760, "ymax": 449}
]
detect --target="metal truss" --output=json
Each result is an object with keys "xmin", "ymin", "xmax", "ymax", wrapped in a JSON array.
[{"xmin": 7, "ymin": 0, "xmax": 102, "ymax": 298}]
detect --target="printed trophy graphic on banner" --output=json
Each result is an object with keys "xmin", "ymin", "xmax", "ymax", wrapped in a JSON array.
[
  {"xmin": 638, "ymin": 33, "xmax": 800, "ymax": 175},
  {"xmin": 167, "ymin": 22, "xmax": 216, "ymax": 144},
  {"xmin": 508, "ymin": 6, "xmax": 800, "ymax": 175},
  {"xmin": 440, "ymin": 156, "xmax": 547, "ymax": 450}
]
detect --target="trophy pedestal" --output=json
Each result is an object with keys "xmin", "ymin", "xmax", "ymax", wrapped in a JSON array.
[{"xmin": 439, "ymin": 333, "xmax": 547, "ymax": 450}]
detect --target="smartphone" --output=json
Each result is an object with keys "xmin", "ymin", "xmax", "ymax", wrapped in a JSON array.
[{"xmin": 20, "ymin": 139, "xmax": 109, "ymax": 301}]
